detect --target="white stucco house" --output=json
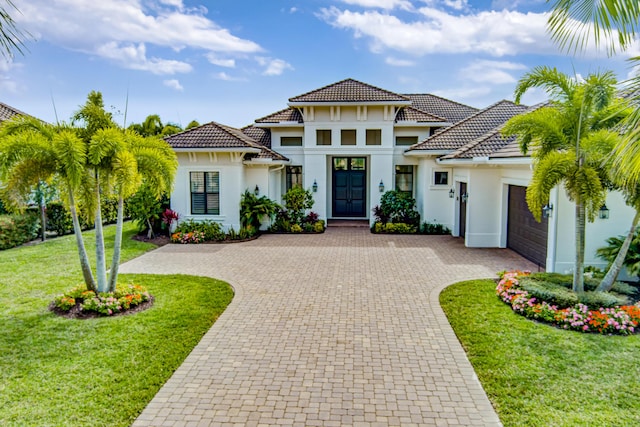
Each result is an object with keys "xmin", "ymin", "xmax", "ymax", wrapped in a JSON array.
[{"xmin": 165, "ymin": 78, "xmax": 635, "ymax": 273}]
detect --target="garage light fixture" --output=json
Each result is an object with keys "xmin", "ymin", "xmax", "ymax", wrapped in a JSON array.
[
  {"xmin": 312, "ymin": 180, "xmax": 318, "ymax": 192},
  {"xmin": 379, "ymin": 180, "xmax": 385, "ymax": 192},
  {"xmin": 542, "ymin": 204, "xmax": 553, "ymax": 218},
  {"xmin": 599, "ymin": 204, "xmax": 609, "ymax": 220},
  {"xmin": 449, "ymin": 188, "xmax": 455, "ymax": 198},
  {"xmin": 254, "ymin": 185, "xmax": 260, "ymax": 196}
]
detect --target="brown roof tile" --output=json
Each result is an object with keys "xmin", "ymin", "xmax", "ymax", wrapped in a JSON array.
[
  {"xmin": 403, "ymin": 94, "xmax": 478, "ymax": 124},
  {"xmin": 255, "ymin": 108, "xmax": 303, "ymax": 124},
  {"xmin": 408, "ymin": 100, "xmax": 529, "ymax": 152},
  {"xmin": 165, "ymin": 121, "xmax": 263, "ymax": 150},
  {"xmin": 0, "ymin": 102, "xmax": 30, "ymax": 122},
  {"xmin": 241, "ymin": 126, "xmax": 289, "ymax": 161},
  {"xmin": 289, "ymin": 78, "xmax": 410, "ymax": 103},
  {"xmin": 395, "ymin": 106, "xmax": 447, "ymax": 123}
]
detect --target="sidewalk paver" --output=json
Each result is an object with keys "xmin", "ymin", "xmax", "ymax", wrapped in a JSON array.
[{"xmin": 121, "ymin": 229, "xmax": 538, "ymax": 426}]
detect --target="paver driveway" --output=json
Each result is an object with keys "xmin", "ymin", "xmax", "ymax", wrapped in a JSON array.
[{"xmin": 121, "ymin": 229, "xmax": 537, "ymax": 426}]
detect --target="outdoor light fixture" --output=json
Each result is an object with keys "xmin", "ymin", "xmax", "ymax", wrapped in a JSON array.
[
  {"xmin": 461, "ymin": 192, "xmax": 469, "ymax": 203},
  {"xmin": 254, "ymin": 185, "xmax": 259, "ymax": 195},
  {"xmin": 312, "ymin": 180, "xmax": 318, "ymax": 192},
  {"xmin": 449, "ymin": 188, "xmax": 455, "ymax": 198},
  {"xmin": 379, "ymin": 180, "xmax": 385, "ymax": 192},
  {"xmin": 542, "ymin": 203, "xmax": 553, "ymax": 219},
  {"xmin": 599, "ymin": 204, "xmax": 610, "ymax": 220}
]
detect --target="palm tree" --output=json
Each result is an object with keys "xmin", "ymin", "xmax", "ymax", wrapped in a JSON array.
[
  {"xmin": 503, "ymin": 66, "xmax": 625, "ymax": 292},
  {"xmin": 0, "ymin": 117, "xmax": 97, "ymax": 291},
  {"xmin": 0, "ymin": 0, "xmax": 30, "ymax": 59}
]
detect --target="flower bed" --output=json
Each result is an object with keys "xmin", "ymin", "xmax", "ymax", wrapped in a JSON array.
[
  {"xmin": 51, "ymin": 284, "xmax": 152, "ymax": 318},
  {"xmin": 497, "ymin": 271, "xmax": 640, "ymax": 335}
]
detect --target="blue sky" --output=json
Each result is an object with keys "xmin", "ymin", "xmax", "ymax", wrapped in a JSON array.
[{"xmin": 2, "ymin": 0, "xmax": 637, "ymax": 128}]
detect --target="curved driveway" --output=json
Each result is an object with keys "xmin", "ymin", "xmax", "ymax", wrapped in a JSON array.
[{"xmin": 122, "ymin": 229, "xmax": 537, "ymax": 426}]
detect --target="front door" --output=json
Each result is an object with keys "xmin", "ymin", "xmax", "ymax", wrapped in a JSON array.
[
  {"xmin": 332, "ymin": 157, "xmax": 366, "ymax": 217},
  {"xmin": 459, "ymin": 182, "xmax": 467, "ymax": 238}
]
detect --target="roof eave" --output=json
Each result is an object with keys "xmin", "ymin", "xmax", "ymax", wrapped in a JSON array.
[
  {"xmin": 437, "ymin": 156, "xmax": 532, "ymax": 165},
  {"xmin": 288, "ymin": 100, "xmax": 412, "ymax": 107},
  {"xmin": 394, "ymin": 121, "xmax": 451, "ymax": 127},
  {"xmin": 254, "ymin": 122, "xmax": 304, "ymax": 128},
  {"xmin": 243, "ymin": 158, "xmax": 290, "ymax": 165},
  {"xmin": 403, "ymin": 149, "xmax": 452, "ymax": 157},
  {"xmin": 172, "ymin": 147, "xmax": 261, "ymax": 153}
]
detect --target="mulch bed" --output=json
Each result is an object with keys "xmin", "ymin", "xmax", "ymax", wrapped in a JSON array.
[{"xmin": 132, "ymin": 234, "xmax": 170, "ymax": 246}]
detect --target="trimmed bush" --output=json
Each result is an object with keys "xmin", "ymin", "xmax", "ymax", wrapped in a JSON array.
[
  {"xmin": 529, "ymin": 272, "xmax": 638, "ymax": 296},
  {"xmin": 373, "ymin": 222, "xmax": 417, "ymax": 234},
  {"xmin": 578, "ymin": 291, "xmax": 629, "ymax": 308},
  {"xmin": 419, "ymin": 222, "xmax": 451, "ymax": 235},
  {"xmin": 46, "ymin": 202, "xmax": 73, "ymax": 236},
  {"xmin": 519, "ymin": 277, "xmax": 579, "ymax": 308},
  {"xmin": 175, "ymin": 219, "xmax": 225, "ymax": 241},
  {"xmin": 0, "ymin": 213, "xmax": 39, "ymax": 250}
]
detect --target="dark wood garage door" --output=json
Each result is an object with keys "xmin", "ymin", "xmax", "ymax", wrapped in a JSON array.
[{"xmin": 507, "ymin": 185, "xmax": 548, "ymax": 267}]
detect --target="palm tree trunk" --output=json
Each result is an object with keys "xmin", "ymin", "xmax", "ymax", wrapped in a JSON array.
[
  {"xmin": 573, "ymin": 198, "xmax": 585, "ymax": 293},
  {"xmin": 68, "ymin": 190, "xmax": 96, "ymax": 292},
  {"xmin": 94, "ymin": 173, "xmax": 108, "ymax": 293},
  {"xmin": 597, "ymin": 210, "xmax": 640, "ymax": 292},
  {"xmin": 38, "ymin": 182, "xmax": 46, "ymax": 242},
  {"xmin": 108, "ymin": 194, "xmax": 124, "ymax": 292}
]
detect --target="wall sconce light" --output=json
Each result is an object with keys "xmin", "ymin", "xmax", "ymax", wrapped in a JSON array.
[
  {"xmin": 379, "ymin": 180, "xmax": 385, "ymax": 193},
  {"xmin": 449, "ymin": 188, "xmax": 455, "ymax": 198},
  {"xmin": 542, "ymin": 203, "xmax": 553, "ymax": 219},
  {"xmin": 312, "ymin": 179, "xmax": 318, "ymax": 192},
  {"xmin": 254, "ymin": 185, "xmax": 259, "ymax": 196},
  {"xmin": 599, "ymin": 204, "xmax": 610, "ymax": 219},
  {"xmin": 461, "ymin": 192, "xmax": 469, "ymax": 203}
]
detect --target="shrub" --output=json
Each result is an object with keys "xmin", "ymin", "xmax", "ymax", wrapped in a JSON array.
[
  {"xmin": 161, "ymin": 209, "xmax": 179, "ymax": 233},
  {"xmin": 240, "ymin": 190, "xmax": 280, "ymax": 230},
  {"xmin": 578, "ymin": 291, "xmax": 629, "ymax": 308},
  {"xmin": 529, "ymin": 272, "xmax": 638, "ymax": 296},
  {"xmin": 375, "ymin": 191, "xmax": 420, "ymax": 226},
  {"xmin": 171, "ymin": 231, "xmax": 206, "ymax": 244},
  {"xmin": 53, "ymin": 283, "xmax": 151, "ymax": 316},
  {"xmin": 127, "ymin": 185, "xmax": 166, "ymax": 237},
  {"xmin": 46, "ymin": 202, "xmax": 73, "ymax": 236},
  {"xmin": 419, "ymin": 222, "xmax": 451, "ymax": 235},
  {"xmin": 269, "ymin": 209, "xmax": 291, "ymax": 232},
  {"xmin": 519, "ymin": 277, "xmax": 579, "ymax": 308},
  {"xmin": 175, "ymin": 219, "xmax": 225, "ymax": 241},
  {"xmin": 290, "ymin": 224, "xmax": 303, "ymax": 233},
  {"xmin": 313, "ymin": 220, "xmax": 325, "ymax": 233},
  {"xmin": 0, "ymin": 213, "xmax": 39, "ymax": 250},
  {"xmin": 372, "ymin": 222, "xmax": 417, "ymax": 234},
  {"xmin": 597, "ymin": 231, "xmax": 640, "ymax": 278},
  {"xmin": 282, "ymin": 187, "xmax": 314, "ymax": 225}
]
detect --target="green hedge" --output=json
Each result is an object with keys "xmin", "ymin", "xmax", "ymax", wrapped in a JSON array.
[{"xmin": 0, "ymin": 214, "xmax": 39, "ymax": 250}]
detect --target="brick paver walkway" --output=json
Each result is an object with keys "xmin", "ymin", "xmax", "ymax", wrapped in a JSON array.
[{"xmin": 121, "ymin": 229, "xmax": 537, "ymax": 426}]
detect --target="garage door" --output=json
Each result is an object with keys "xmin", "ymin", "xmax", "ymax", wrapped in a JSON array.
[{"xmin": 507, "ymin": 185, "xmax": 548, "ymax": 267}]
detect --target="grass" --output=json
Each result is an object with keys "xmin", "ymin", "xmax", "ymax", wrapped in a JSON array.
[
  {"xmin": 0, "ymin": 222, "xmax": 234, "ymax": 426},
  {"xmin": 440, "ymin": 279, "xmax": 640, "ymax": 427}
]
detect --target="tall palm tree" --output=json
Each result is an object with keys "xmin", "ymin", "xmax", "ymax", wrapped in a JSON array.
[
  {"xmin": 0, "ymin": 117, "xmax": 97, "ymax": 291},
  {"xmin": 503, "ymin": 67, "xmax": 625, "ymax": 292}
]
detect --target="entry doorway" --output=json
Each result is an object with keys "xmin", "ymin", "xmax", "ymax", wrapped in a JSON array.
[
  {"xmin": 459, "ymin": 182, "xmax": 467, "ymax": 238},
  {"xmin": 332, "ymin": 157, "xmax": 367, "ymax": 217}
]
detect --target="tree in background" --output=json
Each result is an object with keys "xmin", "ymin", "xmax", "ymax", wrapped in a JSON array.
[
  {"xmin": 0, "ymin": 0, "xmax": 30, "ymax": 59},
  {"xmin": 128, "ymin": 114, "xmax": 196, "ymax": 137},
  {"xmin": 503, "ymin": 67, "xmax": 627, "ymax": 292}
]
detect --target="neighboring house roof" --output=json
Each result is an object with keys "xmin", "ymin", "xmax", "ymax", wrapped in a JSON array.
[
  {"xmin": 395, "ymin": 106, "xmax": 447, "ymax": 123},
  {"xmin": 403, "ymin": 94, "xmax": 478, "ymax": 124},
  {"xmin": 0, "ymin": 101, "xmax": 30, "ymax": 122},
  {"xmin": 407, "ymin": 100, "xmax": 529, "ymax": 152},
  {"xmin": 440, "ymin": 103, "xmax": 543, "ymax": 160},
  {"xmin": 255, "ymin": 108, "xmax": 303, "ymax": 124},
  {"xmin": 289, "ymin": 78, "xmax": 411, "ymax": 104},
  {"xmin": 164, "ymin": 121, "xmax": 288, "ymax": 162}
]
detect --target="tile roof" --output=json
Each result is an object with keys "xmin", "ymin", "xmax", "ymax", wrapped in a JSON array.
[
  {"xmin": 403, "ymin": 94, "xmax": 478, "ymax": 124},
  {"xmin": 165, "ymin": 121, "xmax": 288, "ymax": 161},
  {"xmin": 395, "ymin": 106, "xmax": 447, "ymax": 123},
  {"xmin": 0, "ymin": 102, "xmax": 30, "ymax": 122},
  {"xmin": 241, "ymin": 126, "xmax": 289, "ymax": 161},
  {"xmin": 289, "ymin": 78, "xmax": 411, "ymax": 103},
  {"xmin": 255, "ymin": 108, "xmax": 303, "ymax": 124},
  {"xmin": 407, "ymin": 100, "xmax": 529, "ymax": 152}
]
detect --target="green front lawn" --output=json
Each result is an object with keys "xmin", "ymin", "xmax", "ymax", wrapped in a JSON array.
[
  {"xmin": 440, "ymin": 279, "xmax": 640, "ymax": 427},
  {"xmin": 0, "ymin": 223, "xmax": 234, "ymax": 426}
]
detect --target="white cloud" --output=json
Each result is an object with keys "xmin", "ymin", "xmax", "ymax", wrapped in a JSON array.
[
  {"xmin": 163, "ymin": 78, "xmax": 183, "ymax": 91},
  {"xmin": 95, "ymin": 42, "xmax": 192, "ymax": 74},
  {"xmin": 256, "ymin": 57, "xmax": 293, "ymax": 76},
  {"xmin": 433, "ymin": 86, "xmax": 492, "ymax": 103},
  {"xmin": 459, "ymin": 60, "xmax": 527, "ymax": 84},
  {"xmin": 206, "ymin": 53, "xmax": 236, "ymax": 68},
  {"xmin": 0, "ymin": 58, "xmax": 19, "ymax": 93},
  {"xmin": 319, "ymin": 5, "xmax": 629, "ymax": 58},
  {"xmin": 339, "ymin": 0, "xmax": 413, "ymax": 10},
  {"xmin": 214, "ymin": 71, "xmax": 246, "ymax": 82},
  {"xmin": 290, "ymin": 7, "xmax": 299, "ymax": 13},
  {"xmin": 13, "ymin": 0, "xmax": 263, "ymax": 73},
  {"xmin": 385, "ymin": 57, "xmax": 415, "ymax": 66}
]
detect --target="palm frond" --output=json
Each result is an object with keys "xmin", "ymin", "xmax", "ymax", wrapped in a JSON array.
[{"xmin": 526, "ymin": 151, "xmax": 575, "ymax": 221}]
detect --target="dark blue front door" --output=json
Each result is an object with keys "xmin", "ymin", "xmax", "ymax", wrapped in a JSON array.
[{"xmin": 332, "ymin": 157, "xmax": 366, "ymax": 217}]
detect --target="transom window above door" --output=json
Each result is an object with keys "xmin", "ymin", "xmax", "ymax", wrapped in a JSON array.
[{"xmin": 333, "ymin": 157, "xmax": 366, "ymax": 171}]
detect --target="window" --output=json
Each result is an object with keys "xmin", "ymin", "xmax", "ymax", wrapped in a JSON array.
[
  {"xmin": 366, "ymin": 129, "xmax": 381, "ymax": 145},
  {"xmin": 395, "ymin": 165, "xmax": 414, "ymax": 195},
  {"xmin": 190, "ymin": 172, "xmax": 219, "ymax": 215},
  {"xmin": 316, "ymin": 129, "xmax": 332, "ymax": 145},
  {"xmin": 395, "ymin": 136, "xmax": 418, "ymax": 146},
  {"xmin": 286, "ymin": 166, "xmax": 303, "ymax": 191},
  {"xmin": 434, "ymin": 171, "xmax": 449, "ymax": 186},
  {"xmin": 341, "ymin": 129, "xmax": 356, "ymax": 145},
  {"xmin": 281, "ymin": 136, "xmax": 302, "ymax": 146}
]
